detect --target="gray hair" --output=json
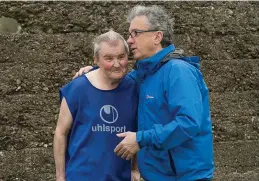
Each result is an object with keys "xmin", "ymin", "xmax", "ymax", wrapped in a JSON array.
[
  {"xmin": 93, "ymin": 30, "xmax": 129, "ymax": 57},
  {"xmin": 127, "ymin": 5, "xmax": 174, "ymax": 47}
]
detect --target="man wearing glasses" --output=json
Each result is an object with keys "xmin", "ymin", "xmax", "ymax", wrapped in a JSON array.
[{"xmin": 75, "ymin": 5, "xmax": 214, "ymax": 181}]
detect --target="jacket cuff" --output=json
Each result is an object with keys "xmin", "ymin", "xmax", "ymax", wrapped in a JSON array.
[{"xmin": 136, "ymin": 130, "xmax": 151, "ymax": 148}]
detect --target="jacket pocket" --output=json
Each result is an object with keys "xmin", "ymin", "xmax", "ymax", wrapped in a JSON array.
[
  {"xmin": 144, "ymin": 148, "xmax": 176, "ymax": 176},
  {"xmin": 168, "ymin": 150, "xmax": 177, "ymax": 175}
]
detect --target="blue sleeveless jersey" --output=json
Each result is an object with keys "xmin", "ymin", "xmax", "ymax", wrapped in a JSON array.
[{"xmin": 60, "ymin": 74, "xmax": 138, "ymax": 181}]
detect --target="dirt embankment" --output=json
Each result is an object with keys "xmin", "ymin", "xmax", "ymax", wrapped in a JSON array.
[{"xmin": 0, "ymin": 1, "xmax": 258, "ymax": 181}]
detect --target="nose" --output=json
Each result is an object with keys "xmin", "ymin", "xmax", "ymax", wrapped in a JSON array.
[
  {"xmin": 113, "ymin": 60, "xmax": 120, "ymax": 67},
  {"xmin": 127, "ymin": 35, "xmax": 134, "ymax": 45}
]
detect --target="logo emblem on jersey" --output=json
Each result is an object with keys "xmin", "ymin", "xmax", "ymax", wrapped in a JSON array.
[
  {"xmin": 146, "ymin": 95, "xmax": 154, "ymax": 99},
  {"xmin": 92, "ymin": 105, "xmax": 126, "ymax": 133},
  {"xmin": 100, "ymin": 105, "xmax": 118, "ymax": 124}
]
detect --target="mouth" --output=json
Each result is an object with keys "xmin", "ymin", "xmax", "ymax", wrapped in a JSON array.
[
  {"xmin": 112, "ymin": 70, "xmax": 122, "ymax": 73},
  {"xmin": 131, "ymin": 48, "xmax": 137, "ymax": 53}
]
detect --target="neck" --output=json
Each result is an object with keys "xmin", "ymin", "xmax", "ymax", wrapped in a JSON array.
[
  {"xmin": 140, "ymin": 45, "xmax": 164, "ymax": 61},
  {"xmin": 154, "ymin": 45, "xmax": 163, "ymax": 55},
  {"xmin": 98, "ymin": 69, "xmax": 120, "ymax": 89}
]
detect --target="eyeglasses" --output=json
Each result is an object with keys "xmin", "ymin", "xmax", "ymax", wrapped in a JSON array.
[{"xmin": 129, "ymin": 29, "xmax": 161, "ymax": 38}]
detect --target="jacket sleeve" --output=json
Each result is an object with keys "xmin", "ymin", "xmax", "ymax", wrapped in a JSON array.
[{"xmin": 136, "ymin": 62, "xmax": 204, "ymax": 150}]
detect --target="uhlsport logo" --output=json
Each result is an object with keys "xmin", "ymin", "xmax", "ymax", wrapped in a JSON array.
[
  {"xmin": 92, "ymin": 105, "xmax": 126, "ymax": 134},
  {"xmin": 100, "ymin": 105, "xmax": 118, "ymax": 124}
]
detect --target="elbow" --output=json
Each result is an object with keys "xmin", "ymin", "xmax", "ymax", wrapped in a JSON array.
[
  {"xmin": 189, "ymin": 124, "xmax": 201, "ymax": 138},
  {"xmin": 181, "ymin": 121, "xmax": 201, "ymax": 139},
  {"xmin": 175, "ymin": 114, "xmax": 201, "ymax": 139},
  {"xmin": 54, "ymin": 128, "xmax": 69, "ymax": 141}
]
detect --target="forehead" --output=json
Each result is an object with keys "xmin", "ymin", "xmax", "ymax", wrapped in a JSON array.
[
  {"xmin": 129, "ymin": 16, "xmax": 150, "ymax": 31},
  {"xmin": 98, "ymin": 40, "xmax": 126, "ymax": 56}
]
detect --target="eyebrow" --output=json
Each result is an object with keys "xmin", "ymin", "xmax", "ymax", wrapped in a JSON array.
[
  {"xmin": 103, "ymin": 53, "xmax": 126, "ymax": 57},
  {"xmin": 129, "ymin": 29, "xmax": 138, "ymax": 32},
  {"xmin": 103, "ymin": 55, "xmax": 113, "ymax": 57}
]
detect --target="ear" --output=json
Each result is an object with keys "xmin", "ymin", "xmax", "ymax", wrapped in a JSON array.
[
  {"xmin": 93, "ymin": 56, "xmax": 98, "ymax": 65},
  {"xmin": 154, "ymin": 31, "xmax": 163, "ymax": 45}
]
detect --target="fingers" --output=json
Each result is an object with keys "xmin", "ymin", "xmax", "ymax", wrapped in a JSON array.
[
  {"xmin": 131, "ymin": 170, "xmax": 140, "ymax": 181},
  {"xmin": 73, "ymin": 72, "xmax": 79, "ymax": 79},
  {"xmin": 73, "ymin": 66, "xmax": 94, "ymax": 80},
  {"xmin": 125, "ymin": 153, "xmax": 132, "ymax": 160},
  {"xmin": 114, "ymin": 142, "xmax": 132, "ymax": 160},
  {"xmin": 131, "ymin": 175, "xmax": 135, "ymax": 181},
  {"xmin": 116, "ymin": 132, "xmax": 127, "ymax": 138},
  {"xmin": 79, "ymin": 66, "xmax": 94, "ymax": 76},
  {"xmin": 116, "ymin": 146, "xmax": 125, "ymax": 156},
  {"xmin": 78, "ymin": 68, "xmax": 85, "ymax": 76},
  {"xmin": 114, "ymin": 143, "xmax": 122, "ymax": 153},
  {"xmin": 131, "ymin": 175, "xmax": 137, "ymax": 181},
  {"xmin": 121, "ymin": 150, "xmax": 132, "ymax": 160},
  {"xmin": 121, "ymin": 150, "xmax": 129, "ymax": 159}
]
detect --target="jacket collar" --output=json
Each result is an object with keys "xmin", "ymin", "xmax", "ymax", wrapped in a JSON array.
[{"xmin": 136, "ymin": 44, "xmax": 175, "ymax": 79}]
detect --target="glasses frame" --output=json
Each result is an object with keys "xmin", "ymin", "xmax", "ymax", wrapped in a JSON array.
[{"xmin": 129, "ymin": 29, "xmax": 162, "ymax": 38}]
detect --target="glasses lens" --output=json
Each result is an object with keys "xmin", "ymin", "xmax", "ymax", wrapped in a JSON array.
[
  {"xmin": 133, "ymin": 30, "xmax": 137, "ymax": 37},
  {"xmin": 130, "ymin": 30, "xmax": 137, "ymax": 38}
]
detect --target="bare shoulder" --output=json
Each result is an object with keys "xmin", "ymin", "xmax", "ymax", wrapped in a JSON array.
[
  {"xmin": 85, "ymin": 69, "xmax": 97, "ymax": 81},
  {"xmin": 85, "ymin": 69, "xmax": 100, "ymax": 87}
]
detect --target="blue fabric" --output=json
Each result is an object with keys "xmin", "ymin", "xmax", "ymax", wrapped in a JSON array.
[
  {"xmin": 60, "ymin": 74, "xmax": 138, "ymax": 181},
  {"xmin": 134, "ymin": 45, "xmax": 214, "ymax": 181}
]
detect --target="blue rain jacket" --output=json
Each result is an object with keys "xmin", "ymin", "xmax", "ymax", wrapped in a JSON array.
[{"xmin": 132, "ymin": 45, "xmax": 214, "ymax": 181}]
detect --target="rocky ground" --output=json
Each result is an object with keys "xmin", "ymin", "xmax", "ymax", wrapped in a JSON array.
[{"xmin": 0, "ymin": 1, "xmax": 258, "ymax": 181}]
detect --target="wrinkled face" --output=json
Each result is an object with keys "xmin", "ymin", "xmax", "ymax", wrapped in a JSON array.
[
  {"xmin": 127, "ymin": 16, "xmax": 158, "ymax": 61},
  {"xmin": 95, "ymin": 40, "xmax": 128, "ymax": 81}
]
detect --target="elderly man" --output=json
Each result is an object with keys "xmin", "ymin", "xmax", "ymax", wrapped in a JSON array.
[
  {"xmin": 54, "ymin": 30, "xmax": 140, "ymax": 181},
  {"xmin": 75, "ymin": 5, "xmax": 214, "ymax": 181}
]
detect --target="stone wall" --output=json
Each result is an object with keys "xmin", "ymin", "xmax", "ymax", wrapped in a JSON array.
[{"xmin": 0, "ymin": 1, "xmax": 258, "ymax": 181}]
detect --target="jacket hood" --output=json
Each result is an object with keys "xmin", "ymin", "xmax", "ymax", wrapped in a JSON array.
[
  {"xmin": 160, "ymin": 47, "xmax": 201, "ymax": 70},
  {"xmin": 180, "ymin": 55, "xmax": 200, "ymax": 70},
  {"xmin": 135, "ymin": 45, "xmax": 201, "ymax": 80}
]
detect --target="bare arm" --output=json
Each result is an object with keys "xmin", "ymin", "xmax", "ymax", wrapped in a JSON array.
[
  {"xmin": 131, "ymin": 154, "xmax": 140, "ymax": 181},
  {"xmin": 53, "ymin": 98, "xmax": 73, "ymax": 181}
]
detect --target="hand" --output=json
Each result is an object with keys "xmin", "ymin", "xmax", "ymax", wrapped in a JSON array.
[
  {"xmin": 114, "ymin": 132, "xmax": 140, "ymax": 160},
  {"xmin": 56, "ymin": 176, "xmax": 66, "ymax": 181},
  {"xmin": 131, "ymin": 169, "xmax": 140, "ymax": 181},
  {"xmin": 73, "ymin": 66, "xmax": 93, "ymax": 79}
]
